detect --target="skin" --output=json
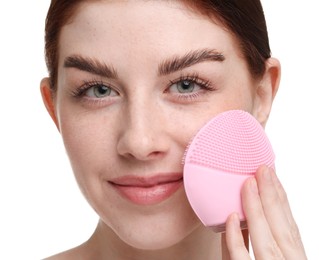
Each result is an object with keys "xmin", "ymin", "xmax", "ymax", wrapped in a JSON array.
[{"xmin": 41, "ymin": 1, "xmax": 306, "ymax": 259}]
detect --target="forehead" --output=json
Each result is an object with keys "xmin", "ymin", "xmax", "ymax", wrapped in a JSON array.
[{"xmin": 58, "ymin": 1, "xmax": 240, "ymax": 68}]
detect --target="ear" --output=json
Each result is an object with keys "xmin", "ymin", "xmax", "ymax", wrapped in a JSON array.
[
  {"xmin": 252, "ymin": 58, "xmax": 281, "ymax": 127},
  {"xmin": 40, "ymin": 78, "xmax": 60, "ymax": 130}
]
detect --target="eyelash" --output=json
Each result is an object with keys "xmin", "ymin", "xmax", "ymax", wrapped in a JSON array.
[
  {"xmin": 70, "ymin": 74, "xmax": 215, "ymax": 104},
  {"xmin": 166, "ymin": 73, "xmax": 215, "ymax": 100},
  {"xmin": 70, "ymin": 80, "xmax": 114, "ymax": 97}
]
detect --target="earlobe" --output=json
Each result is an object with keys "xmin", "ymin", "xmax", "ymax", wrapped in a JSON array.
[
  {"xmin": 40, "ymin": 78, "xmax": 60, "ymax": 130},
  {"xmin": 253, "ymin": 58, "xmax": 281, "ymax": 127}
]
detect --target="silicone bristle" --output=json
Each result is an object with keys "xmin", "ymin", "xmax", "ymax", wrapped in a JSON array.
[{"xmin": 184, "ymin": 110, "xmax": 275, "ymax": 175}]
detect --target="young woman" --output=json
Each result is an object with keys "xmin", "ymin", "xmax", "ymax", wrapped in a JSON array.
[{"xmin": 40, "ymin": 0, "xmax": 307, "ymax": 259}]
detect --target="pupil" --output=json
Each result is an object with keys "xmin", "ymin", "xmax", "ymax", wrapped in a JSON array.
[
  {"xmin": 182, "ymin": 81, "xmax": 190, "ymax": 89},
  {"xmin": 94, "ymin": 85, "xmax": 110, "ymax": 97},
  {"xmin": 178, "ymin": 80, "xmax": 194, "ymax": 92},
  {"xmin": 98, "ymin": 86, "xmax": 108, "ymax": 94}
]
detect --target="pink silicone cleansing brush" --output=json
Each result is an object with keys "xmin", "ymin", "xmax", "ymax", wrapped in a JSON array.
[{"xmin": 183, "ymin": 110, "xmax": 275, "ymax": 232}]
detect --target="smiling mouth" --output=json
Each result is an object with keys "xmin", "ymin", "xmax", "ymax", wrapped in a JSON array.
[{"xmin": 108, "ymin": 174, "xmax": 183, "ymax": 205}]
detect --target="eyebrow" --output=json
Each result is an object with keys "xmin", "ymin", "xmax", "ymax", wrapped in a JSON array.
[
  {"xmin": 158, "ymin": 49, "xmax": 225, "ymax": 76},
  {"xmin": 63, "ymin": 49, "xmax": 224, "ymax": 78},
  {"xmin": 64, "ymin": 55, "xmax": 118, "ymax": 79}
]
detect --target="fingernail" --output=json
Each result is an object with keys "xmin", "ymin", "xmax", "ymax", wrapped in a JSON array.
[{"xmin": 249, "ymin": 178, "xmax": 258, "ymax": 193}]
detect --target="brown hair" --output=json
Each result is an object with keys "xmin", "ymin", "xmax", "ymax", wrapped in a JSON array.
[{"xmin": 44, "ymin": 0, "xmax": 271, "ymax": 91}]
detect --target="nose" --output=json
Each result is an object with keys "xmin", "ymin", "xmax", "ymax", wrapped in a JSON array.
[{"xmin": 116, "ymin": 98, "xmax": 169, "ymax": 161}]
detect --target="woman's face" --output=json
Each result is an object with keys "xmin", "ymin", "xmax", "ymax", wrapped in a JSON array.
[{"xmin": 43, "ymin": 0, "xmax": 275, "ymax": 250}]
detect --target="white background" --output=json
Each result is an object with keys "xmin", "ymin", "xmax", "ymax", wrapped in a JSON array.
[{"xmin": 0, "ymin": 1, "xmax": 318, "ymax": 259}]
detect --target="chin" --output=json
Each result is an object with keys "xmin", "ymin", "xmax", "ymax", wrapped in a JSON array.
[
  {"xmin": 120, "ymin": 227, "xmax": 197, "ymax": 251},
  {"xmin": 96, "ymin": 188, "xmax": 202, "ymax": 250},
  {"xmin": 111, "ymin": 214, "xmax": 202, "ymax": 251}
]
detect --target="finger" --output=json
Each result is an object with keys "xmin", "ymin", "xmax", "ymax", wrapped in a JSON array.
[
  {"xmin": 225, "ymin": 213, "xmax": 251, "ymax": 260},
  {"xmin": 272, "ymin": 170, "xmax": 307, "ymax": 256},
  {"xmin": 270, "ymin": 169, "xmax": 295, "ymax": 226},
  {"xmin": 256, "ymin": 166, "xmax": 307, "ymax": 259},
  {"xmin": 242, "ymin": 176, "xmax": 284, "ymax": 259}
]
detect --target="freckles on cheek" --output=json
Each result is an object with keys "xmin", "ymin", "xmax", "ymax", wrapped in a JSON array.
[
  {"xmin": 60, "ymin": 111, "xmax": 119, "ymax": 173},
  {"xmin": 59, "ymin": 116, "xmax": 101, "ymax": 162},
  {"xmin": 168, "ymin": 109, "xmax": 215, "ymax": 147},
  {"xmin": 217, "ymin": 88, "xmax": 255, "ymax": 113}
]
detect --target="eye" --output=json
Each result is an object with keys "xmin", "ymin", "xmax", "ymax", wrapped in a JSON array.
[
  {"xmin": 167, "ymin": 74, "xmax": 214, "ymax": 95},
  {"xmin": 165, "ymin": 74, "xmax": 216, "ymax": 102},
  {"xmin": 85, "ymin": 83, "xmax": 117, "ymax": 98},
  {"xmin": 170, "ymin": 79, "xmax": 200, "ymax": 94},
  {"xmin": 71, "ymin": 80, "xmax": 119, "ymax": 99}
]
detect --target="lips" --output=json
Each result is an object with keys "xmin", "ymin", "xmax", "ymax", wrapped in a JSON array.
[{"xmin": 108, "ymin": 173, "xmax": 183, "ymax": 205}]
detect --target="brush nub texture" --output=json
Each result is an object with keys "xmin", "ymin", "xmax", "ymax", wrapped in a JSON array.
[{"xmin": 184, "ymin": 110, "xmax": 275, "ymax": 175}]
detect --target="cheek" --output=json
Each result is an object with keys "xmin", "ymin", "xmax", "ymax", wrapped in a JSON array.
[
  {"xmin": 57, "ymin": 111, "xmax": 119, "ymax": 211},
  {"xmin": 230, "ymin": 90, "xmax": 255, "ymax": 112},
  {"xmin": 176, "ymin": 92, "xmax": 254, "ymax": 132},
  {"xmin": 58, "ymin": 108, "xmax": 117, "ymax": 176},
  {"xmin": 216, "ymin": 82, "xmax": 256, "ymax": 113}
]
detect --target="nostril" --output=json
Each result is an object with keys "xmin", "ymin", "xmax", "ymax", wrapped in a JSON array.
[
  {"xmin": 117, "ymin": 134, "xmax": 167, "ymax": 161},
  {"xmin": 147, "ymin": 151, "xmax": 164, "ymax": 160},
  {"xmin": 116, "ymin": 117, "xmax": 169, "ymax": 161},
  {"xmin": 122, "ymin": 150, "xmax": 164, "ymax": 161}
]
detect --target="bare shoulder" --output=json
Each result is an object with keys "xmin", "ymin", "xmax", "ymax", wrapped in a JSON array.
[
  {"xmin": 43, "ymin": 244, "xmax": 87, "ymax": 260},
  {"xmin": 43, "ymin": 230, "xmax": 104, "ymax": 259}
]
